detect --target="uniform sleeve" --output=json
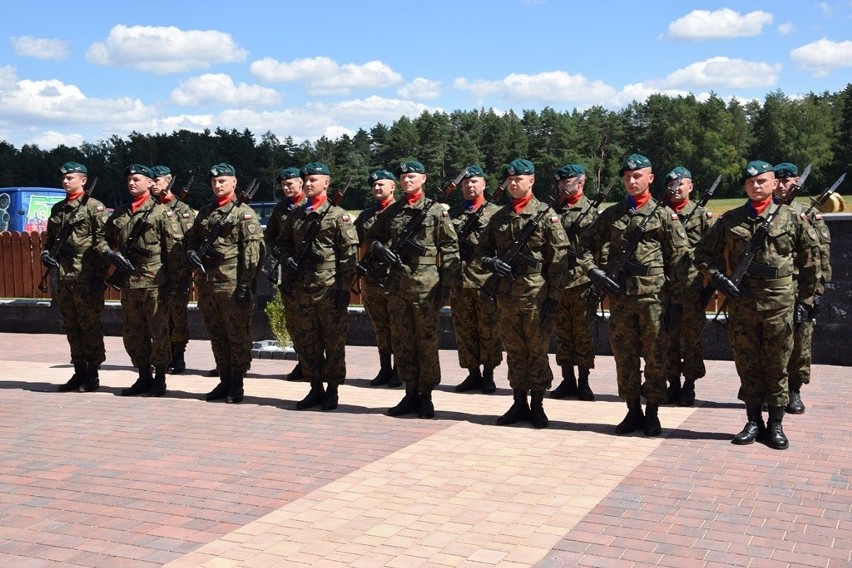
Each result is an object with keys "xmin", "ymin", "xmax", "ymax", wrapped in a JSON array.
[
  {"xmin": 335, "ymin": 211, "xmax": 360, "ymax": 285},
  {"xmin": 578, "ymin": 211, "xmax": 607, "ymax": 274},
  {"xmin": 794, "ymin": 216, "xmax": 820, "ymax": 305},
  {"xmin": 89, "ymin": 202, "xmax": 111, "ymax": 257},
  {"xmin": 239, "ymin": 211, "xmax": 265, "ymax": 287},
  {"xmin": 543, "ymin": 210, "xmax": 570, "ymax": 298},
  {"xmin": 694, "ymin": 217, "xmax": 727, "ymax": 280},
  {"xmin": 161, "ymin": 211, "xmax": 184, "ymax": 285},
  {"xmin": 437, "ymin": 207, "xmax": 460, "ymax": 288},
  {"xmin": 662, "ymin": 211, "xmax": 691, "ymax": 303}
]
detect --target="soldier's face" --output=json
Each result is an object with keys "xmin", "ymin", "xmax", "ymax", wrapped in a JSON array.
[
  {"xmin": 280, "ymin": 178, "xmax": 304, "ymax": 200},
  {"xmin": 744, "ymin": 173, "xmax": 777, "ymax": 202},
  {"xmin": 559, "ymin": 176, "xmax": 585, "ymax": 197},
  {"xmin": 623, "ymin": 168, "xmax": 654, "ymax": 196},
  {"xmin": 127, "ymin": 174, "xmax": 153, "ymax": 198},
  {"xmin": 304, "ymin": 174, "xmax": 329, "ymax": 198},
  {"xmin": 371, "ymin": 179, "xmax": 395, "ymax": 201},
  {"xmin": 400, "ymin": 172, "xmax": 426, "ymax": 194},
  {"xmin": 775, "ymin": 176, "xmax": 797, "ymax": 201},
  {"xmin": 667, "ymin": 178, "xmax": 693, "ymax": 203},
  {"xmin": 152, "ymin": 175, "xmax": 171, "ymax": 197},
  {"xmin": 507, "ymin": 174, "xmax": 534, "ymax": 199},
  {"xmin": 211, "ymin": 175, "xmax": 237, "ymax": 200},
  {"xmin": 61, "ymin": 173, "xmax": 86, "ymax": 194},
  {"xmin": 461, "ymin": 176, "xmax": 486, "ymax": 200}
]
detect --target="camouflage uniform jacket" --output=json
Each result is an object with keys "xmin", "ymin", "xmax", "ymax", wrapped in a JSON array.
[
  {"xmin": 187, "ymin": 200, "xmax": 264, "ymax": 290},
  {"xmin": 45, "ymin": 195, "xmax": 111, "ymax": 283},
  {"xmin": 556, "ymin": 194, "xmax": 599, "ymax": 290},
  {"xmin": 786, "ymin": 201, "xmax": 831, "ymax": 295},
  {"xmin": 450, "ymin": 200, "xmax": 501, "ymax": 289},
  {"xmin": 354, "ymin": 202, "xmax": 392, "ymax": 284},
  {"xmin": 265, "ymin": 197, "xmax": 304, "ymax": 258},
  {"xmin": 673, "ymin": 200, "xmax": 715, "ymax": 295},
  {"xmin": 580, "ymin": 197, "xmax": 690, "ymax": 302}
]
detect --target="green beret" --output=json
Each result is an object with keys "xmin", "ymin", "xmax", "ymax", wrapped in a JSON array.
[
  {"xmin": 463, "ymin": 165, "xmax": 486, "ymax": 179},
  {"xmin": 301, "ymin": 162, "xmax": 331, "ymax": 177},
  {"xmin": 151, "ymin": 165, "xmax": 171, "ymax": 178},
  {"xmin": 368, "ymin": 169, "xmax": 396, "ymax": 184},
  {"xmin": 666, "ymin": 166, "xmax": 692, "ymax": 182},
  {"xmin": 209, "ymin": 163, "xmax": 236, "ymax": 178},
  {"xmin": 504, "ymin": 159, "xmax": 535, "ymax": 176},
  {"xmin": 124, "ymin": 164, "xmax": 154, "ymax": 178},
  {"xmin": 554, "ymin": 164, "xmax": 585, "ymax": 180},
  {"xmin": 740, "ymin": 160, "xmax": 774, "ymax": 184},
  {"xmin": 276, "ymin": 167, "xmax": 302, "ymax": 182},
  {"xmin": 619, "ymin": 153, "xmax": 652, "ymax": 175},
  {"xmin": 773, "ymin": 163, "xmax": 798, "ymax": 179},
  {"xmin": 59, "ymin": 162, "xmax": 87, "ymax": 175},
  {"xmin": 394, "ymin": 160, "xmax": 426, "ymax": 176}
]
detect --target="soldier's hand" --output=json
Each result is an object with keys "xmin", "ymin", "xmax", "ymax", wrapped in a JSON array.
[
  {"xmin": 793, "ymin": 302, "xmax": 809, "ymax": 329},
  {"xmin": 234, "ymin": 285, "xmax": 252, "ymax": 310},
  {"xmin": 40, "ymin": 250, "xmax": 59, "ymax": 269},
  {"xmin": 370, "ymin": 241, "xmax": 400, "ymax": 267},
  {"xmin": 589, "ymin": 268, "xmax": 621, "ymax": 296},
  {"xmin": 810, "ymin": 294, "xmax": 822, "ymax": 320},
  {"xmin": 187, "ymin": 249, "xmax": 206, "ymax": 273},
  {"xmin": 105, "ymin": 250, "xmax": 136, "ymax": 273},
  {"xmin": 483, "ymin": 257, "xmax": 512, "ymax": 277},
  {"xmin": 539, "ymin": 297, "xmax": 558, "ymax": 331},
  {"xmin": 711, "ymin": 272, "xmax": 740, "ymax": 299},
  {"xmin": 662, "ymin": 303, "xmax": 683, "ymax": 331},
  {"xmin": 334, "ymin": 288, "xmax": 350, "ymax": 312},
  {"xmin": 281, "ymin": 255, "xmax": 299, "ymax": 273}
]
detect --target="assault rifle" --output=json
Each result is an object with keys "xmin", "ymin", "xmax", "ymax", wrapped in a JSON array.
[
  {"xmin": 37, "ymin": 177, "xmax": 98, "ymax": 293},
  {"xmin": 553, "ymin": 175, "xmax": 585, "ymax": 210},
  {"xmin": 277, "ymin": 178, "xmax": 351, "ymax": 296},
  {"xmin": 804, "ymin": 172, "xmax": 846, "ymax": 216},
  {"xmin": 680, "ymin": 174, "xmax": 722, "ymax": 224},
  {"xmin": 188, "ymin": 178, "xmax": 259, "ymax": 274},
  {"xmin": 457, "ymin": 178, "xmax": 508, "ymax": 261},
  {"xmin": 439, "ymin": 166, "xmax": 469, "ymax": 200},
  {"xmin": 175, "ymin": 174, "xmax": 194, "ymax": 202},
  {"xmin": 565, "ymin": 181, "xmax": 614, "ymax": 243}
]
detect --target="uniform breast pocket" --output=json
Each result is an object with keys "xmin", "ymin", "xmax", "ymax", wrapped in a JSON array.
[
  {"xmin": 767, "ymin": 223, "xmax": 793, "ymax": 256},
  {"xmin": 726, "ymin": 225, "xmax": 752, "ymax": 258},
  {"xmin": 417, "ymin": 215, "xmax": 437, "ymax": 240}
]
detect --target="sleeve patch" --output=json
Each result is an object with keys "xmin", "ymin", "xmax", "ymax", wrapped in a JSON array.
[
  {"xmin": 550, "ymin": 215, "xmax": 560, "ymax": 223},
  {"xmin": 800, "ymin": 212, "xmax": 807, "ymax": 220},
  {"xmin": 706, "ymin": 211, "xmax": 713, "ymax": 218},
  {"xmin": 243, "ymin": 214, "xmax": 254, "ymax": 220},
  {"xmin": 671, "ymin": 213, "xmax": 679, "ymax": 221},
  {"xmin": 182, "ymin": 212, "xmax": 191, "ymax": 218},
  {"xmin": 165, "ymin": 210, "xmax": 174, "ymax": 217},
  {"xmin": 442, "ymin": 210, "xmax": 449, "ymax": 218},
  {"xmin": 342, "ymin": 214, "xmax": 351, "ymax": 223},
  {"xmin": 95, "ymin": 205, "xmax": 105, "ymax": 212},
  {"xmin": 815, "ymin": 214, "xmax": 823, "ymax": 220}
]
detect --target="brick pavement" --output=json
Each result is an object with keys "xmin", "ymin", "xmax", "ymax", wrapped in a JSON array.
[{"xmin": 0, "ymin": 332, "xmax": 849, "ymax": 567}]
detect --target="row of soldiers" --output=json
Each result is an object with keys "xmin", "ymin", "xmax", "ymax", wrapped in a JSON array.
[{"xmin": 43, "ymin": 153, "xmax": 831, "ymax": 450}]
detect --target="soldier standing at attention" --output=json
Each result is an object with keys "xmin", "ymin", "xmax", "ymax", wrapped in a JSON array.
[
  {"xmin": 773, "ymin": 163, "xmax": 830, "ymax": 415},
  {"xmin": 104, "ymin": 164, "xmax": 184, "ymax": 397},
  {"xmin": 265, "ymin": 167, "xmax": 307, "ymax": 382},
  {"xmin": 367, "ymin": 160, "xmax": 459, "ymax": 419},
  {"xmin": 354, "ymin": 169, "xmax": 401, "ymax": 388},
  {"xmin": 276, "ymin": 162, "xmax": 359, "ymax": 411},
  {"xmin": 695, "ymin": 160, "xmax": 818, "ymax": 449},
  {"xmin": 186, "ymin": 163, "xmax": 265, "ymax": 404},
  {"xmin": 549, "ymin": 164, "xmax": 599, "ymax": 402},
  {"xmin": 151, "ymin": 165, "xmax": 195, "ymax": 375},
  {"xmin": 449, "ymin": 165, "xmax": 503, "ymax": 395},
  {"xmin": 477, "ymin": 159, "xmax": 568, "ymax": 428},
  {"xmin": 661, "ymin": 166, "xmax": 714, "ymax": 407},
  {"xmin": 42, "ymin": 162, "xmax": 111, "ymax": 392},
  {"xmin": 580, "ymin": 154, "xmax": 690, "ymax": 437}
]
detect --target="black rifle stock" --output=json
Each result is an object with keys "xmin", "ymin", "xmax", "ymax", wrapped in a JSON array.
[{"xmin": 192, "ymin": 178, "xmax": 260, "ymax": 274}]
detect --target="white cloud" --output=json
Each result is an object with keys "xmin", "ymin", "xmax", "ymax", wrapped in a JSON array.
[
  {"xmin": 668, "ymin": 8, "xmax": 773, "ymax": 40},
  {"xmin": 27, "ymin": 130, "xmax": 85, "ymax": 149},
  {"xmin": 777, "ymin": 23, "xmax": 794, "ymax": 36},
  {"xmin": 819, "ymin": 2, "xmax": 833, "ymax": 17},
  {"xmin": 397, "ymin": 78, "xmax": 441, "ymax": 100},
  {"xmin": 454, "ymin": 71, "xmax": 616, "ymax": 105},
  {"xmin": 452, "ymin": 78, "xmax": 504, "ymax": 103},
  {"xmin": 86, "ymin": 24, "xmax": 248, "ymax": 74},
  {"xmin": 0, "ymin": 65, "xmax": 17, "ymax": 89},
  {"xmin": 12, "ymin": 36, "xmax": 69, "ymax": 60},
  {"xmin": 661, "ymin": 57, "xmax": 781, "ymax": 89},
  {"xmin": 610, "ymin": 84, "xmax": 705, "ymax": 107},
  {"xmin": 171, "ymin": 74, "xmax": 281, "ymax": 107},
  {"xmin": 249, "ymin": 56, "xmax": 402, "ymax": 95},
  {"xmin": 790, "ymin": 38, "xmax": 852, "ymax": 77}
]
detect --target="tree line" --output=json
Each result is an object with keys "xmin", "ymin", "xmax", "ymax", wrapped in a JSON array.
[{"xmin": 1, "ymin": 85, "xmax": 850, "ymax": 212}]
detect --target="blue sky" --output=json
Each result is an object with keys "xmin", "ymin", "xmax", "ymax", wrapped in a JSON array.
[{"xmin": 1, "ymin": 0, "xmax": 850, "ymax": 150}]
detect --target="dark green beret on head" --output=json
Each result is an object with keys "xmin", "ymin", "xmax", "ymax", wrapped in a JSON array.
[
  {"xmin": 368, "ymin": 169, "xmax": 396, "ymax": 184},
  {"xmin": 740, "ymin": 160, "xmax": 774, "ymax": 184},
  {"xmin": 773, "ymin": 163, "xmax": 798, "ymax": 179},
  {"xmin": 59, "ymin": 162, "xmax": 87, "ymax": 175},
  {"xmin": 394, "ymin": 160, "xmax": 426, "ymax": 176},
  {"xmin": 276, "ymin": 167, "xmax": 302, "ymax": 182},
  {"xmin": 666, "ymin": 166, "xmax": 692, "ymax": 182},
  {"xmin": 463, "ymin": 165, "xmax": 486, "ymax": 179},
  {"xmin": 125, "ymin": 164, "xmax": 154, "ymax": 178},
  {"xmin": 554, "ymin": 163, "xmax": 585, "ymax": 180},
  {"xmin": 301, "ymin": 162, "xmax": 331, "ymax": 177},
  {"xmin": 503, "ymin": 159, "xmax": 535, "ymax": 177},
  {"xmin": 151, "ymin": 165, "xmax": 171, "ymax": 178},
  {"xmin": 619, "ymin": 153, "xmax": 652, "ymax": 175},
  {"xmin": 209, "ymin": 163, "xmax": 236, "ymax": 178}
]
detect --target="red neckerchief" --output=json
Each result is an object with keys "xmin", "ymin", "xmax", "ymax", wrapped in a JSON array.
[
  {"xmin": 405, "ymin": 190, "xmax": 424, "ymax": 205},
  {"xmin": 627, "ymin": 191, "xmax": 651, "ymax": 210},
  {"xmin": 289, "ymin": 192, "xmax": 304, "ymax": 207},
  {"xmin": 466, "ymin": 195, "xmax": 485, "ymax": 211},
  {"xmin": 130, "ymin": 193, "xmax": 150, "ymax": 213},
  {"xmin": 160, "ymin": 192, "xmax": 175, "ymax": 204},
  {"xmin": 566, "ymin": 191, "xmax": 583, "ymax": 207},
  {"xmin": 512, "ymin": 193, "xmax": 532, "ymax": 213},
  {"xmin": 216, "ymin": 195, "xmax": 233, "ymax": 208},
  {"xmin": 307, "ymin": 193, "xmax": 327, "ymax": 211},
  {"xmin": 377, "ymin": 197, "xmax": 394, "ymax": 210},
  {"xmin": 669, "ymin": 198, "xmax": 688, "ymax": 213},
  {"xmin": 748, "ymin": 196, "xmax": 773, "ymax": 217},
  {"xmin": 66, "ymin": 190, "xmax": 84, "ymax": 202}
]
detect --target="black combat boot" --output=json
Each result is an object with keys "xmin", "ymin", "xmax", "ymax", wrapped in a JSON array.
[
  {"xmin": 296, "ymin": 381, "xmax": 325, "ymax": 410},
  {"xmin": 388, "ymin": 364, "xmax": 402, "ymax": 388},
  {"xmin": 81, "ymin": 360, "xmax": 100, "ymax": 392},
  {"xmin": 550, "ymin": 366, "xmax": 577, "ymax": 399},
  {"xmin": 121, "ymin": 367, "xmax": 153, "ymax": 396},
  {"xmin": 418, "ymin": 389, "xmax": 435, "ymax": 419},
  {"xmin": 321, "ymin": 382, "xmax": 339, "ymax": 411},
  {"xmin": 370, "ymin": 351, "xmax": 394, "ymax": 386},
  {"xmin": 227, "ymin": 369, "xmax": 245, "ymax": 404},
  {"xmin": 615, "ymin": 398, "xmax": 645, "ymax": 435},
  {"xmin": 577, "ymin": 367, "xmax": 594, "ymax": 401},
  {"xmin": 388, "ymin": 382, "xmax": 421, "ymax": 416},
  {"xmin": 149, "ymin": 366, "xmax": 167, "ymax": 397},
  {"xmin": 766, "ymin": 405, "xmax": 789, "ymax": 450},
  {"xmin": 57, "ymin": 361, "xmax": 86, "ymax": 392},
  {"xmin": 644, "ymin": 403, "xmax": 661, "ymax": 437},
  {"xmin": 530, "ymin": 391, "xmax": 549, "ymax": 429},
  {"xmin": 481, "ymin": 366, "xmax": 496, "ymax": 394},
  {"xmin": 678, "ymin": 378, "xmax": 696, "ymax": 407},
  {"xmin": 732, "ymin": 404, "xmax": 765, "ymax": 445},
  {"xmin": 284, "ymin": 361, "xmax": 304, "ymax": 382},
  {"xmin": 786, "ymin": 379, "xmax": 805, "ymax": 414},
  {"xmin": 204, "ymin": 368, "xmax": 230, "ymax": 401},
  {"xmin": 455, "ymin": 367, "xmax": 483, "ymax": 392},
  {"xmin": 666, "ymin": 377, "xmax": 681, "ymax": 405},
  {"xmin": 168, "ymin": 343, "xmax": 186, "ymax": 374},
  {"xmin": 497, "ymin": 389, "xmax": 531, "ymax": 426}
]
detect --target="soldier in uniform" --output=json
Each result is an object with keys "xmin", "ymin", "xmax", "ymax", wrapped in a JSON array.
[
  {"xmin": 41, "ymin": 162, "xmax": 111, "ymax": 392},
  {"xmin": 477, "ymin": 159, "xmax": 568, "ymax": 428},
  {"xmin": 450, "ymin": 165, "xmax": 503, "ymax": 394},
  {"xmin": 104, "ymin": 164, "xmax": 184, "ymax": 397},
  {"xmin": 580, "ymin": 154, "xmax": 690, "ymax": 437},
  {"xmin": 276, "ymin": 162, "xmax": 358, "ymax": 411},
  {"xmin": 353, "ymin": 168, "xmax": 401, "ymax": 388},
  {"xmin": 695, "ymin": 160, "xmax": 818, "ymax": 449},
  {"xmin": 661, "ymin": 166, "xmax": 715, "ymax": 407},
  {"xmin": 773, "ymin": 163, "xmax": 830, "ymax": 414},
  {"xmin": 186, "ymin": 163, "xmax": 265, "ymax": 403},
  {"xmin": 549, "ymin": 164, "xmax": 599, "ymax": 402},
  {"xmin": 151, "ymin": 165, "xmax": 195, "ymax": 374},
  {"xmin": 367, "ymin": 160, "xmax": 459, "ymax": 418}
]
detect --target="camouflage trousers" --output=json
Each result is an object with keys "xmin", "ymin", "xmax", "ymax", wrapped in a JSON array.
[
  {"xmin": 608, "ymin": 294, "xmax": 666, "ymax": 404},
  {"xmin": 662, "ymin": 294, "xmax": 707, "ymax": 381},
  {"xmin": 120, "ymin": 286, "xmax": 171, "ymax": 369},
  {"xmin": 281, "ymin": 291, "xmax": 301, "ymax": 358},
  {"xmin": 788, "ymin": 319, "xmax": 814, "ymax": 386},
  {"xmin": 727, "ymin": 300, "xmax": 793, "ymax": 406},
  {"xmin": 57, "ymin": 279, "xmax": 105, "ymax": 365},
  {"xmin": 290, "ymin": 286, "xmax": 348, "ymax": 384},
  {"xmin": 168, "ymin": 288, "xmax": 191, "ymax": 346},
  {"xmin": 363, "ymin": 282, "xmax": 393, "ymax": 353},
  {"xmin": 554, "ymin": 283, "xmax": 595, "ymax": 369},
  {"xmin": 387, "ymin": 294, "xmax": 441, "ymax": 393},
  {"xmin": 198, "ymin": 284, "xmax": 254, "ymax": 375},
  {"xmin": 450, "ymin": 286, "xmax": 503, "ymax": 369},
  {"xmin": 497, "ymin": 293, "xmax": 553, "ymax": 392}
]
